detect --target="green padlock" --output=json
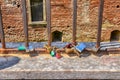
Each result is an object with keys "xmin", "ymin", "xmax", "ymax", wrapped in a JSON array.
[
  {"xmin": 18, "ymin": 46, "xmax": 26, "ymax": 51},
  {"xmin": 50, "ymin": 50, "xmax": 55, "ymax": 57}
]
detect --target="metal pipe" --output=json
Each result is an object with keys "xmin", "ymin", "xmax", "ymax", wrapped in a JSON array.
[
  {"xmin": 0, "ymin": 5, "xmax": 6, "ymax": 48},
  {"xmin": 21, "ymin": 0, "xmax": 29, "ymax": 47},
  {"xmin": 46, "ymin": 0, "xmax": 51, "ymax": 46},
  {"xmin": 72, "ymin": 0, "xmax": 77, "ymax": 44},
  {"xmin": 96, "ymin": 0, "xmax": 104, "ymax": 48}
]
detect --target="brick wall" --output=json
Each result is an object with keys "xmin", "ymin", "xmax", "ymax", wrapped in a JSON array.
[
  {"xmin": 51, "ymin": 0, "xmax": 73, "ymax": 42},
  {"xmin": 77, "ymin": 0, "xmax": 120, "ymax": 42},
  {"xmin": 1, "ymin": 0, "xmax": 47, "ymax": 42},
  {"xmin": 102, "ymin": 0, "xmax": 120, "ymax": 41},
  {"xmin": 0, "ymin": 0, "xmax": 120, "ymax": 42},
  {"xmin": 1, "ymin": 0, "xmax": 25, "ymax": 42}
]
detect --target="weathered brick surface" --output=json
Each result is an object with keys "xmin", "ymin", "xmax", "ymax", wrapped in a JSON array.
[
  {"xmin": 51, "ymin": 0, "xmax": 73, "ymax": 42},
  {"xmin": 0, "ymin": 0, "xmax": 120, "ymax": 42}
]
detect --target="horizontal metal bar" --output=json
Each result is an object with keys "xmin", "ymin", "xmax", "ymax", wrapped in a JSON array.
[{"xmin": 101, "ymin": 42, "xmax": 120, "ymax": 47}]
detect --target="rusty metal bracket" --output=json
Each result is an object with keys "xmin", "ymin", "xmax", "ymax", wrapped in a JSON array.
[
  {"xmin": 46, "ymin": 0, "xmax": 51, "ymax": 46},
  {"xmin": 96, "ymin": 0, "xmax": 104, "ymax": 48},
  {"xmin": 21, "ymin": 0, "xmax": 29, "ymax": 47},
  {"xmin": 0, "ymin": 5, "xmax": 6, "ymax": 48},
  {"xmin": 72, "ymin": 0, "xmax": 77, "ymax": 44}
]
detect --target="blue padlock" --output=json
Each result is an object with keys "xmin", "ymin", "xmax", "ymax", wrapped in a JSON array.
[
  {"xmin": 75, "ymin": 43, "xmax": 86, "ymax": 52},
  {"xmin": 29, "ymin": 46, "xmax": 34, "ymax": 51}
]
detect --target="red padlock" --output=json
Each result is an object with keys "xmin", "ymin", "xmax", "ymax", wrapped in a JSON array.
[{"xmin": 56, "ymin": 53, "xmax": 62, "ymax": 59}]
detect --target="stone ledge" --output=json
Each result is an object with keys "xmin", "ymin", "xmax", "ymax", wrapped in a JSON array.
[
  {"xmin": 0, "ymin": 54, "xmax": 120, "ymax": 79},
  {"xmin": 0, "ymin": 70, "xmax": 120, "ymax": 79}
]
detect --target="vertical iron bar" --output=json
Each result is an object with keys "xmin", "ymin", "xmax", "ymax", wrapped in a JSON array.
[
  {"xmin": 0, "ymin": 5, "xmax": 6, "ymax": 48},
  {"xmin": 21, "ymin": 0, "xmax": 29, "ymax": 47},
  {"xmin": 72, "ymin": 0, "xmax": 77, "ymax": 44},
  {"xmin": 96, "ymin": 0, "xmax": 104, "ymax": 48},
  {"xmin": 46, "ymin": 0, "xmax": 51, "ymax": 46}
]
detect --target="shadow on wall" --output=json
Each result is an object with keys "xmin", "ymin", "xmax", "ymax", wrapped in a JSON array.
[
  {"xmin": 52, "ymin": 31, "xmax": 63, "ymax": 42},
  {"xmin": 110, "ymin": 30, "xmax": 120, "ymax": 42}
]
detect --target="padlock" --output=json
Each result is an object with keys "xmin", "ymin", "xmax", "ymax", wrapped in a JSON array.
[
  {"xmin": 56, "ymin": 53, "xmax": 62, "ymax": 59},
  {"xmin": 18, "ymin": 45, "xmax": 26, "ymax": 51},
  {"xmin": 50, "ymin": 50, "xmax": 56, "ymax": 57},
  {"xmin": 75, "ymin": 43, "xmax": 86, "ymax": 52}
]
